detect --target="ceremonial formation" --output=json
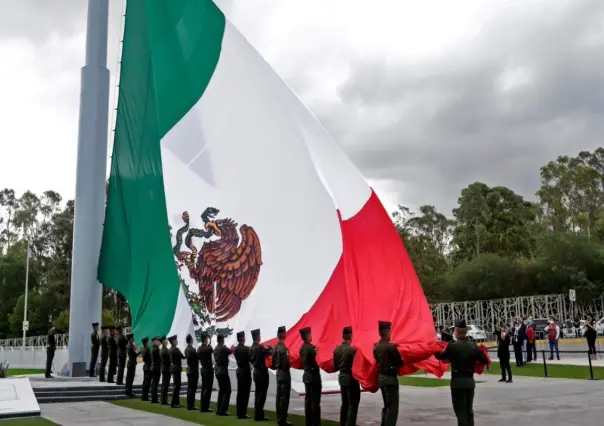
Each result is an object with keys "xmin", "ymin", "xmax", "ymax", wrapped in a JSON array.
[{"xmin": 43, "ymin": 319, "xmax": 489, "ymax": 425}]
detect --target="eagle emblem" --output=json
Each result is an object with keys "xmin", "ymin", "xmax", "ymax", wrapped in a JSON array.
[{"xmin": 172, "ymin": 207, "xmax": 263, "ymax": 322}]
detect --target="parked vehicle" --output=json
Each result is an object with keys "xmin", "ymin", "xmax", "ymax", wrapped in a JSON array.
[{"xmin": 446, "ymin": 324, "xmax": 487, "ymax": 342}]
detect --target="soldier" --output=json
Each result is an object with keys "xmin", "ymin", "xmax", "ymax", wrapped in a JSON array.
[
  {"xmin": 116, "ymin": 325, "xmax": 128, "ymax": 385},
  {"xmin": 250, "ymin": 328, "xmax": 271, "ymax": 421},
  {"xmin": 89, "ymin": 322, "xmax": 100, "ymax": 377},
  {"xmin": 434, "ymin": 319, "xmax": 488, "ymax": 426},
  {"xmin": 99, "ymin": 326, "xmax": 109, "ymax": 382},
  {"xmin": 214, "ymin": 333, "xmax": 233, "ymax": 416},
  {"xmin": 107, "ymin": 326, "xmax": 118, "ymax": 383},
  {"xmin": 234, "ymin": 331, "xmax": 252, "ymax": 419},
  {"xmin": 125, "ymin": 333, "xmax": 139, "ymax": 397},
  {"xmin": 197, "ymin": 332, "xmax": 214, "ymax": 413},
  {"xmin": 272, "ymin": 325, "xmax": 292, "ymax": 426},
  {"xmin": 373, "ymin": 321, "xmax": 403, "ymax": 426},
  {"xmin": 300, "ymin": 327, "xmax": 321, "ymax": 426},
  {"xmin": 45, "ymin": 325, "xmax": 56, "ymax": 379},
  {"xmin": 169, "ymin": 335, "xmax": 185, "ymax": 408},
  {"xmin": 141, "ymin": 337, "xmax": 152, "ymax": 401},
  {"xmin": 333, "ymin": 326, "xmax": 360, "ymax": 426},
  {"xmin": 160, "ymin": 336, "xmax": 172, "ymax": 405},
  {"xmin": 150, "ymin": 336, "xmax": 162, "ymax": 403},
  {"xmin": 184, "ymin": 334, "xmax": 199, "ymax": 410}
]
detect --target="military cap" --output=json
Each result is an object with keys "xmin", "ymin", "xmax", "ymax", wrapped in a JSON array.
[
  {"xmin": 378, "ymin": 321, "xmax": 392, "ymax": 332},
  {"xmin": 126, "ymin": 333, "xmax": 134, "ymax": 339},
  {"xmin": 116, "ymin": 325, "xmax": 123, "ymax": 331},
  {"xmin": 110, "ymin": 325, "xmax": 117, "ymax": 330},
  {"xmin": 455, "ymin": 319, "xmax": 467, "ymax": 329},
  {"xmin": 168, "ymin": 335, "xmax": 178, "ymax": 343},
  {"xmin": 100, "ymin": 326, "xmax": 108, "ymax": 331},
  {"xmin": 236, "ymin": 331, "xmax": 245, "ymax": 340},
  {"xmin": 299, "ymin": 327, "xmax": 311, "ymax": 338},
  {"xmin": 200, "ymin": 332, "xmax": 209, "ymax": 340},
  {"xmin": 159, "ymin": 335, "xmax": 167, "ymax": 341},
  {"xmin": 342, "ymin": 326, "xmax": 353, "ymax": 336},
  {"xmin": 251, "ymin": 329, "xmax": 260, "ymax": 339},
  {"xmin": 277, "ymin": 326, "xmax": 286, "ymax": 335},
  {"xmin": 186, "ymin": 334, "xmax": 193, "ymax": 343},
  {"xmin": 141, "ymin": 337, "xmax": 149, "ymax": 344},
  {"xmin": 217, "ymin": 334, "xmax": 225, "ymax": 342},
  {"xmin": 92, "ymin": 322, "xmax": 99, "ymax": 327}
]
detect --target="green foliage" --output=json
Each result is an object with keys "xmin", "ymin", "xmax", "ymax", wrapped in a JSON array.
[{"xmin": 54, "ymin": 309, "xmax": 117, "ymax": 331}]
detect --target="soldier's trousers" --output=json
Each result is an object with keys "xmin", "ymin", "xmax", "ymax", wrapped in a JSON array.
[
  {"xmin": 171, "ymin": 371, "xmax": 182, "ymax": 407},
  {"xmin": 236, "ymin": 371, "xmax": 252, "ymax": 418},
  {"xmin": 99, "ymin": 355, "xmax": 108, "ymax": 382},
  {"xmin": 89, "ymin": 348, "xmax": 99, "ymax": 377},
  {"xmin": 304, "ymin": 381, "xmax": 322, "ymax": 426},
  {"xmin": 150, "ymin": 370, "xmax": 161, "ymax": 402},
  {"xmin": 216, "ymin": 373, "xmax": 232, "ymax": 414},
  {"xmin": 200, "ymin": 370, "xmax": 214, "ymax": 412},
  {"xmin": 125, "ymin": 365, "xmax": 136, "ymax": 395},
  {"xmin": 253, "ymin": 371, "xmax": 269, "ymax": 420},
  {"xmin": 380, "ymin": 385, "xmax": 399, "ymax": 426},
  {"xmin": 340, "ymin": 380, "xmax": 361, "ymax": 426},
  {"xmin": 161, "ymin": 370, "xmax": 171, "ymax": 404},
  {"xmin": 107, "ymin": 356, "xmax": 117, "ymax": 382},
  {"xmin": 451, "ymin": 388, "xmax": 475, "ymax": 426},
  {"xmin": 141, "ymin": 369, "xmax": 151, "ymax": 401},
  {"xmin": 276, "ymin": 378, "xmax": 291, "ymax": 426},
  {"xmin": 116, "ymin": 355, "xmax": 126, "ymax": 384},
  {"xmin": 45, "ymin": 349, "xmax": 55, "ymax": 377},
  {"xmin": 186, "ymin": 372, "xmax": 199, "ymax": 409}
]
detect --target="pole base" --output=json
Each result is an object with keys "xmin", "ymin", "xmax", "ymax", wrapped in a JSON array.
[{"xmin": 69, "ymin": 362, "xmax": 87, "ymax": 377}]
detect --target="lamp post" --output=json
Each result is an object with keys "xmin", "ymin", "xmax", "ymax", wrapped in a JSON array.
[{"xmin": 22, "ymin": 239, "xmax": 30, "ymax": 349}]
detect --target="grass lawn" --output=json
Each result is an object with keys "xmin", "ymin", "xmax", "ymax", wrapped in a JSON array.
[
  {"xmin": 112, "ymin": 399, "xmax": 339, "ymax": 426},
  {"xmin": 398, "ymin": 376, "xmax": 450, "ymax": 387},
  {"xmin": 485, "ymin": 361, "xmax": 604, "ymax": 380},
  {"xmin": 0, "ymin": 419, "xmax": 58, "ymax": 426},
  {"xmin": 6, "ymin": 369, "xmax": 45, "ymax": 377}
]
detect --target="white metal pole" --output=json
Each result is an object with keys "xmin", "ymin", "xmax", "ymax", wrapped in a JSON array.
[{"xmin": 22, "ymin": 240, "xmax": 30, "ymax": 349}]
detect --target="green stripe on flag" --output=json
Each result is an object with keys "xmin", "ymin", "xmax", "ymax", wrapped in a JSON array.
[{"xmin": 98, "ymin": 0, "xmax": 225, "ymax": 342}]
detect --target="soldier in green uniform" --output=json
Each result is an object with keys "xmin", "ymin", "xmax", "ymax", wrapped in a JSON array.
[
  {"xmin": 150, "ymin": 336, "xmax": 162, "ymax": 403},
  {"xmin": 89, "ymin": 322, "xmax": 100, "ymax": 377},
  {"xmin": 141, "ymin": 337, "xmax": 152, "ymax": 401},
  {"xmin": 45, "ymin": 325, "xmax": 56, "ymax": 378},
  {"xmin": 160, "ymin": 336, "xmax": 172, "ymax": 405},
  {"xmin": 107, "ymin": 326, "xmax": 118, "ymax": 383},
  {"xmin": 250, "ymin": 328, "xmax": 271, "ymax": 421},
  {"xmin": 214, "ymin": 333, "xmax": 233, "ymax": 416},
  {"xmin": 234, "ymin": 331, "xmax": 252, "ymax": 419},
  {"xmin": 300, "ymin": 327, "xmax": 322, "ymax": 426},
  {"xmin": 272, "ymin": 325, "xmax": 292, "ymax": 426},
  {"xmin": 99, "ymin": 326, "xmax": 109, "ymax": 382},
  {"xmin": 169, "ymin": 335, "xmax": 185, "ymax": 408},
  {"xmin": 197, "ymin": 332, "xmax": 214, "ymax": 413},
  {"xmin": 116, "ymin": 325, "xmax": 127, "ymax": 385},
  {"xmin": 184, "ymin": 334, "xmax": 199, "ymax": 410},
  {"xmin": 434, "ymin": 320, "xmax": 488, "ymax": 426},
  {"xmin": 373, "ymin": 321, "xmax": 403, "ymax": 426},
  {"xmin": 125, "ymin": 333, "xmax": 139, "ymax": 397},
  {"xmin": 333, "ymin": 326, "xmax": 360, "ymax": 426}
]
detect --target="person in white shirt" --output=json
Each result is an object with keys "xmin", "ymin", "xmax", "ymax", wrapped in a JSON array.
[{"xmin": 544, "ymin": 318, "xmax": 560, "ymax": 360}]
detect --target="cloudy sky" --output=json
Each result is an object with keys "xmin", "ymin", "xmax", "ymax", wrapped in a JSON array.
[{"xmin": 1, "ymin": 0, "xmax": 603, "ymax": 215}]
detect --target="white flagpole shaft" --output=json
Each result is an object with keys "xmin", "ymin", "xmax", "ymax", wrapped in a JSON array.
[{"xmin": 22, "ymin": 240, "xmax": 30, "ymax": 348}]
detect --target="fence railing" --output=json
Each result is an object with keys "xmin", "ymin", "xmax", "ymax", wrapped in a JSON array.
[{"xmin": 0, "ymin": 327, "xmax": 132, "ymax": 348}]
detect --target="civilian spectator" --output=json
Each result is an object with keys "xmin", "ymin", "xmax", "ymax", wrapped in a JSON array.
[{"xmin": 545, "ymin": 318, "xmax": 560, "ymax": 361}]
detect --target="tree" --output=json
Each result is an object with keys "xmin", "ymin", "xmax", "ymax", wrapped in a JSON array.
[{"xmin": 54, "ymin": 309, "xmax": 117, "ymax": 331}]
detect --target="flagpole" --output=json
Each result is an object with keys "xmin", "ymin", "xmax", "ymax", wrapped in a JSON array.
[
  {"xmin": 22, "ymin": 240, "xmax": 30, "ymax": 348},
  {"xmin": 67, "ymin": 0, "xmax": 110, "ymax": 377}
]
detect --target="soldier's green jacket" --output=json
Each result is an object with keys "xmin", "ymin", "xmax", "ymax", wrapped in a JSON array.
[
  {"xmin": 150, "ymin": 345, "xmax": 161, "ymax": 371},
  {"xmin": 373, "ymin": 339, "xmax": 403, "ymax": 386},
  {"xmin": 170, "ymin": 345, "xmax": 186, "ymax": 373},
  {"xmin": 160, "ymin": 346, "xmax": 171, "ymax": 372},
  {"xmin": 108, "ymin": 335, "xmax": 118, "ymax": 357},
  {"xmin": 185, "ymin": 345, "xmax": 199, "ymax": 373},
  {"xmin": 333, "ymin": 341, "xmax": 357, "ymax": 386},
  {"xmin": 100, "ymin": 334, "xmax": 108, "ymax": 357},
  {"xmin": 272, "ymin": 342, "xmax": 291, "ymax": 381},
  {"xmin": 127, "ymin": 342, "xmax": 139, "ymax": 368},
  {"xmin": 300, "ymin": 342, "xmax": 321, "ymax": 384},
  {"xmin": 214, "ymin": 344, "xmax": 232, "ymax": 376},
  {"xmin": 197, "ymin": 344, "xmax": 214, "ymax": 373},
  {"xmin": 250, "ymin": 342, "xmax": 270, "ymax": 372},
  {"xmin": 141, "ymin": 346, "xmax": 152, "ymax": 371},
  {"xmin": 91, "ymin": 331, "xmax": 100, "ymax": 349},
  {"xmin": 47, "ymin": 332, "xmax": 56, "ymax": 351},
  {"xmin": 234, "ymin": 343, "xmax": 252, "ymax": 372},
  {"xmin": 434, "ymin": 338, "xmax": 488, "ymax": 388},
  {"xmin": 117, "ymin": 334, "xmax": 127, "ymax": 356}
]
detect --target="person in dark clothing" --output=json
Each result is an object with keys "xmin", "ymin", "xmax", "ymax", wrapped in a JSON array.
[
  {"xmin": 99, "ymin": 326, "xmax": 109, "ymax": 382},
  {"xmin": 141, "ymin": 337, "xmax": 152, "ymax": 401},
  {"xmin": 300, "ymin": 327, "xmax": 321, "ymax": 426},
  {"xmin": 519, "ymin": 318, "xmax": 528, "ymax": 364},
  {"xmin": 169, "ymin": 335, "xmax": 185, "ymax": 408},
  {"xmin": 234, "ymin": 331, "xmax": 252, "ymax": 419},
  {"xmin": 214, "ymin": 333, "xmax": 233, "ymax": 416},
  {"xmin": 511, "ymin": 321, "xmax": 523, "ymax": 367},
  {"xmin": 45, "ymin": 326, "xmax": 57, "ymax": 378},
  {"xmin": 197, "ymin": 333, "xmax": 214, "ymax": 413},
  {"xmin": 184, "ymin": 334, "xmax": 199, "ymax": 410},
  {"xmin": 107, "ymin": 326, "xmax": 118, "ymax": 383},
  {"xmin": 160, "ymin": 336, "xmax": 172, "ymax": 405},
  {"xmin": 272, "ymin": 326, "xmax": 292, "ymax": 426},
  {"xmin": 250, "ymin": 328, "xmax": 271, "ymax": 421},
  {"xmin": 125, "ymin": 333, "xmax": 139, "ymax": 397},
  {"xmin": 373, "ymin": 321, "xmax": 403, "ymax": 426},
  {"xmin": 116, "ymin": 325, "xmax": 128, "ymax": 385},
  {"xmin": 89, "ymin": 322, "xmax": 100, "ymax": 377},
  {"xmin": 435, "ymin": 319, "xmax": 489, "ymax": 426},
  {"xmin": 496, "ymin": 326, "xmax": 512, "ymax": 383},
  {"xmin": 585, "ymin": 314, "xmax": 598, "ymax": 360},
  {"xmin": 333, "ymin": 326, "xmax": 360, "ymax": 426},
  {"xmin": 150, "ymin": 336, "xmax": 162, "ymax": 403},
  {"xmin": 440, "ymin": 325, "xmax": 454, "ymax": 342}
]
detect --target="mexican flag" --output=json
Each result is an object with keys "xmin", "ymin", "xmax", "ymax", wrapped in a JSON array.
[{"xmin": 99, "ymin": 0, "xmax": 445, "ymax": 390}]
